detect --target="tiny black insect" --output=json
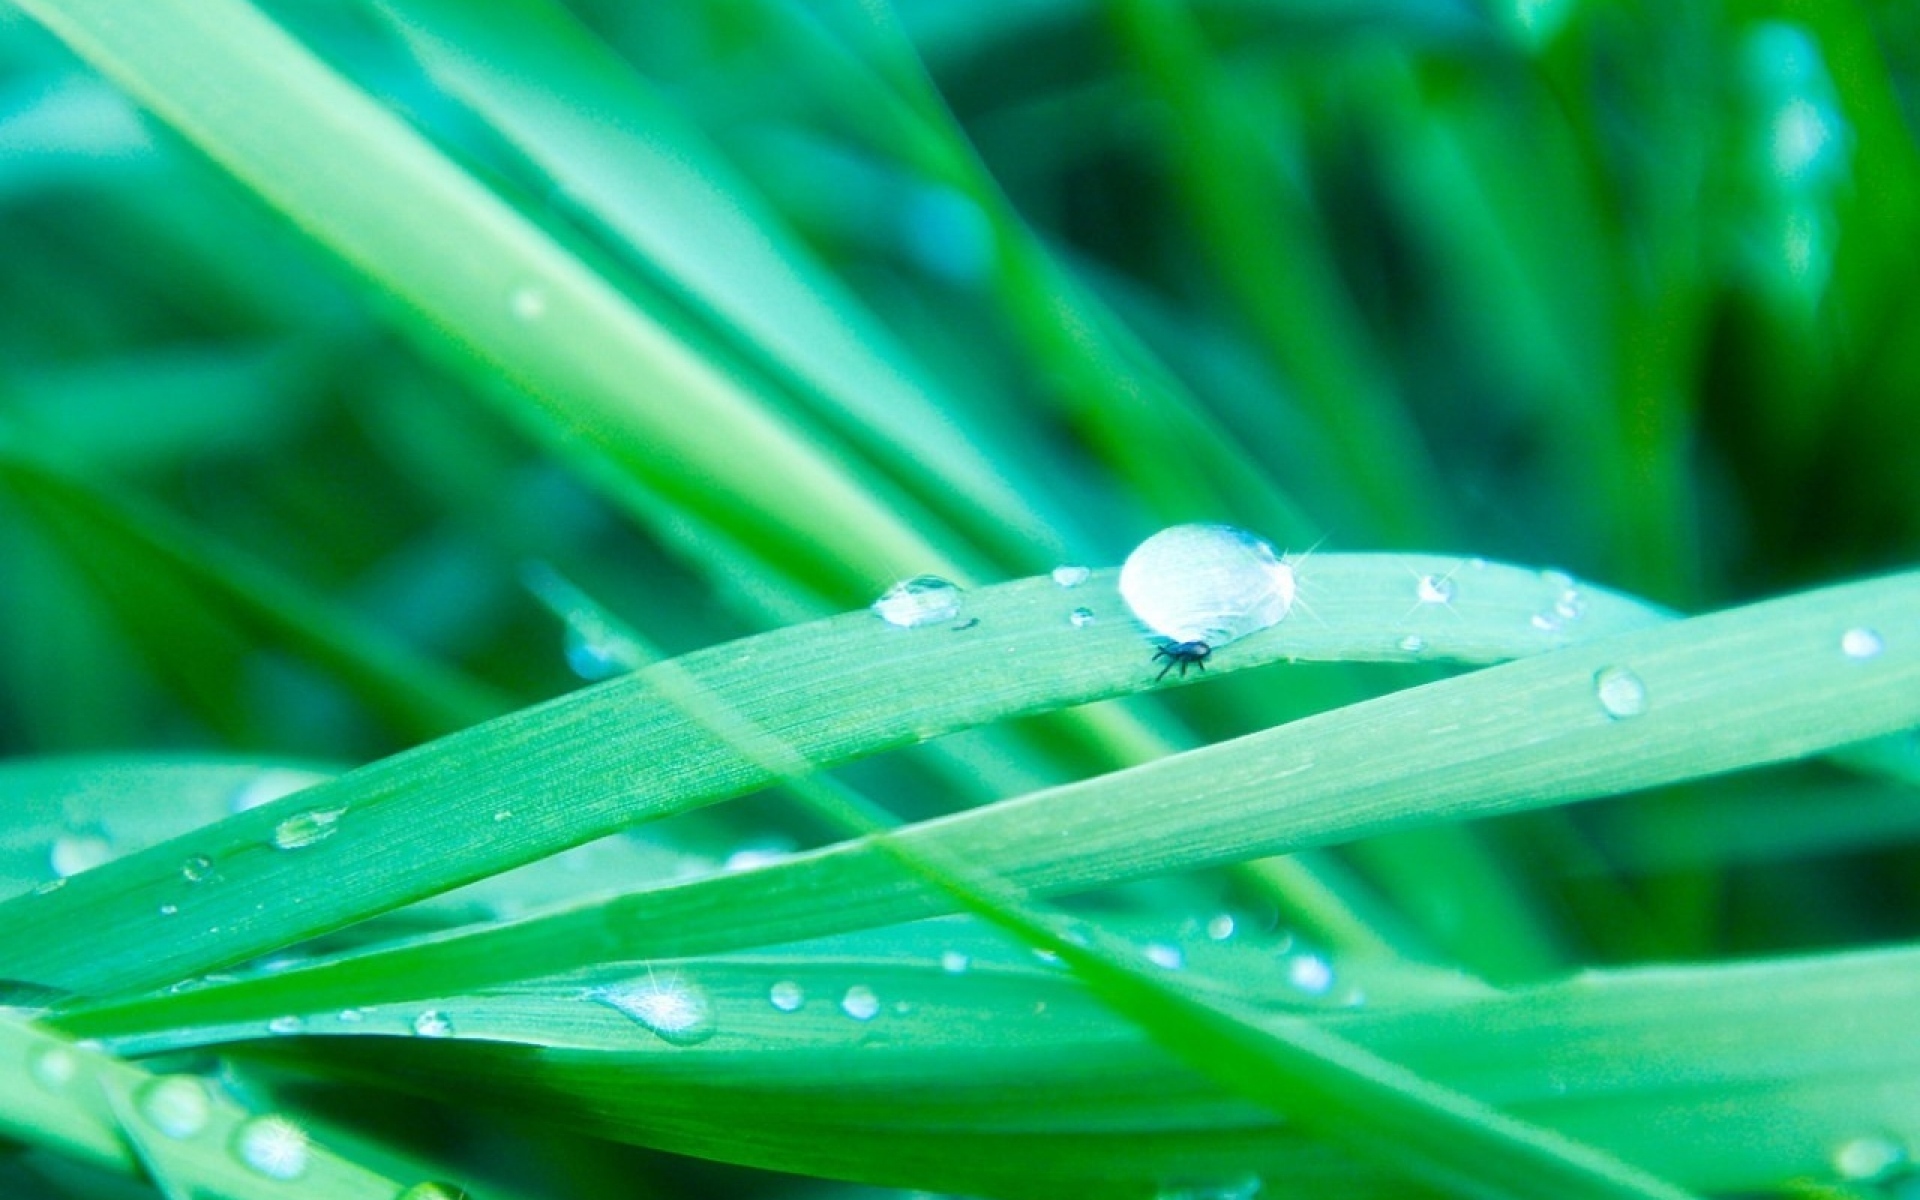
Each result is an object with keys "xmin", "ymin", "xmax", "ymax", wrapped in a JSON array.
[{"xmin": 1153, "ymin": 640, "xmax": 1212, "ymax": 681}]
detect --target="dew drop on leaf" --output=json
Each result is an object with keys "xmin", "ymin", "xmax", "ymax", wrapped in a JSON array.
[
  {"xmin": 271, "ymin": 807, "xmax": 344, "ymax": 850},
  {"xmin": 411, "ymin": 1010, "xmax": 455, "ymax": 1038},
  {"xmin": 1051, "ymin": 564, "xmax": 1091, "ymax": 588},
  {"xmin": 769, "ymin": 981, "xmax": 805, "ymax": 1012},
  {"xmin": 136, "ymin": 1076, "xmax": 211, "ymax": 1139},
  {"xmin": 1593, "ymin": 666, "xmax": 1648, "ymax": 719},
  {"xmin": 870, "ymin": 575, "xmax": 963, "ymax": 628},
  {"xmin": 840, "ymin": 985, "xmax": 881, "ymax": 1021},
  {"xmin": 1119, "ymin": 525, "xmax": 1294, "ymax": 646},
  {"xmin": 591, "ymin": 974, "xmax": 717, "ymax": 1046},
  {"xmin": 1841, "ymin": 627, "xmax": 1885, "ymax": 661},
  {"xmin": 232, "ymin": 1115, "xmax": 310, "ymax": 1181}
]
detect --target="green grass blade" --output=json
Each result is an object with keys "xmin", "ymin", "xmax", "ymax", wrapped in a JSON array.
[{"xmin": 10, "ymin": 0, "xmax": 969, "ymax": 601}]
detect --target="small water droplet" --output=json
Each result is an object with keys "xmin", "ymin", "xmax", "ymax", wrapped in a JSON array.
[
  {"xmin": 411, "ymin": 1010, "xmax": 454, "ymax": 1038},
  {"xmin": 769, "ymin": 981, "xmax": 805, "ymax": 1012},
  {"xmin": 563, "ymin": 622, "xmax": 643, "ymax": 680},
  {"xmin": 136, "ymin": 1076, "xmax": 210, "ymax": 1139},
  {"xmin": 1206, "ymin": 913, "xmax": 1237, "ymax": 941},
  {"xmin": 181, "ymin": 854, "xmax": 214, "ymax": 884},
  {"xmin": 1553, "ymin": 589, "xmax": 1586, "ymax": 621},
  {"xmin": 1530, "ymin": 612, "xmax": 1561, "ymax": 633},
  {"xmin": 397, "ymin": 1184, "xmax": 473, "ymax": 1200},
  {"xmin": 336, "ymin": 1008, "xmax": 366, "ymax": 1023},
  {"xmin": 1841, "ymin": 627, "xmax": 1885, "ymax": 661},
  {"xmin": 49, "ymin": 832, "xmax": 112, "ymax": 878},
  {"xmin": 1069, "ymin": 606, "xmax": 1096, "ymax": 628},
  {"xmin": 723, "ymin": 842, "xmax": 792, "ymax": 872},
  {"xmin": 591, "ymin": 974, "xmax": 717, "ymax": 1046},
  {"xmin": 158, "ymin": 903, "xmax": 178, "ymax": 916},
  {"xmin": 1593, "ymin": 666, "xmax": 1648, "ymax": 719},
  {"xmin": 1051, "ymin": 564, "xmax": 1091, "ymax": 588},
  {"xmin": 1286, "ymin": 954, "xmax": 1334, "ymax": 995},
  {"xmin": 492, "ymin": 810, "xmax": 513, "ymax": 823},
  {"xmin": 840, "ymin": 985, "xmax": 881, "ymax": 1021},
  {"xmin": 940, "ymin": 950, "xmax": 970, "ymax": 974},
  {"xmin": 1144, "ymin": 943, "xmax": 1184, "ymax": 970},
  {"xmin": 1539, "ymin": 569, "xmax": 1575, "ymax": 591},
  {"xmin": 1834, "ymin": 1133, "xmax": 1906, "ymax": 1182},
  {"xmin": 871, "ymin": 575, "xmax": 964, "ymax": 628},
  {"xmin": 29, "ymin": 1045, "xmax": 78, "ymax": 1090},
  {"xmin": 266, "ymin": 1015, "xmax": 304, "ymax": 1036},
  {"xmin": 1119, "ymin": 524, "xmax": 1295, "ymax": 646},
  {"xmin": 1397, "ymin": 634, "xmax": 1426, "ymax": 654},
  {"xmin": 1031, "ymin": 947, "xmax": 1063, "ymax": 966},
  {"xmin": 509, "ymin": 286, "xmax": 547, "ymax": 320},
  {"xmin": 233, "ymin": 1115, "xmax": 310, "ymax": 1180},
  {"xmin": 271, "ymin": 807, "xmax": 345, "ymax": 850},
  {"xmin": 1415, "ymin": 574, "xmax": 1455, "ymax": 605}
]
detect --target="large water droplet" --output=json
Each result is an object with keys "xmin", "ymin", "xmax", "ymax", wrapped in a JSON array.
[
  {"xmin": 1833, "ymin": 1133, "xmax": 1905, "ymax": 1182},
  {"xmin": 49, "ymin": 832, "xmax": 112, "ymax": 878},
  {"xmin": 136, "ymin": 1075, "xmax": 211, "ymax": 1139},
  {"xmin": 1415, "ymin": 574, "xmax": 1455, "ymax": 605},
  {"xmin": 411, "ymin": 1010, "xmax": 455, "ymax": 1038},
  {"xmin": 233, "ymin": 1115, "xmax": 310, "ymax": 1180},
  {"xmin": 1593, "ymin": 666, "xmax": 1648, "ymax": 719},
  {"xmin": 1051, "ymin": 564, "xmax": 1091, "ymax": 588},
  {"xmin": 1841, "ymin": 627, "xmax": 1885, "ymax": 661},
  {"xmin": 769, "ymin": 981, "xmax": 805, "ymax": 1012},
  {"xmin": 871, "ymin": 575, "xmax": 963, "ymax": 628},
  {"xmin": 1119, "ymin": 525, "xmax": 1295, "ymax": 646},
  {"xmin": 272, "ymin": 807, "xmax": 344, "ymax": 851},
  {"xmin": 1286, "ymin": 953, "xmax": 1334, "ymax": 995},
  {"xmin": 591, "ymin": 974, "xmax": 717, "ymax": 1046},
  {"xmin": 397, "ymin": 1184, "xmax": 473, "ymax": 1200},
  {"xmin": 840, "ymin": 985, "xmax": 881, "ymax": 1021}
]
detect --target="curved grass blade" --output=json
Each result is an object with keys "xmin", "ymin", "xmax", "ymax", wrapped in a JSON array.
[{"xmin": 0, "ymin": 554, "xmax": 1664, "ymax": 1000}]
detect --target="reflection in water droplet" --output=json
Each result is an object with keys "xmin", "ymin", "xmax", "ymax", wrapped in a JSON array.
[
  {"xmin": 137, "ymin": 1075, "xmax": 211, "ymax": 1139},
  {"xmin": 272, "ymin": 807, "xmax": 345, "ymax": 850},
  {"xmin": 769, "ymin": 981, "xmax": 805, "ymax": 1012},
  {"xmin": 840, "ymin": 985, "xmax": 881, "ymax": 1021},
  {"xmin": 1833, "ymin": 1133, "xmax": 1905, "ymax": 1182},
  {"xmin": 1415, "ymin": 574, "xmax": 1455, "ymax": 605},
  {"xmin": 411, "ymin": 1010, "xmax": 455, "ymax": 1038},
  {"xmin": 1841, "ymin": 627, "xmax": 1885, "ymax": 661},
  {"xmin": 1144, "ymin": 943, "xmax": 1184, "ymax": 970},
  {"xmin": 1287, "ymin": 954, "xmax": 1334, "ymax": 995},
  {"xmin": 233, "ymin": 1115, "xmax": 311, "ymax": 1180},
  {"xmin": 1051, "ymin": 565, "xmax": 1091, "ymax": 588},
  {"xmin": 1069, "ymin": 606, "xmax": 1095, "ymax": 628},
  {"xmin": 1593, "ymin": 666, "xmax": 1648, "ymax": 719},
  {"xmin": 591, "ymin": 974, "xmax": 717, "ymax": 1046},
  {"xmin": 940, "ymin": 950, "xmax": 970, "ymax": 974},
  {"xmin": 397, "ymin": 1183, "xmax": 474, "ymax": 1200},
  {"xmin": 871, "ymin": 575, "xmax": 964, "ymax": 628},
  {"xmin": 266, "ymin": 1015, "xmax": 304, "ymax": 1036},
  {"xmin": 1119, "ymin": 525, "xmax": 1295, "ymax": 646},
  {"xmin": 49, "ymin": 832, "xmax": 112, "ymax": 878},
  {"xmin": 29, "ymin": 1045, "xmax": 78, "ymax": 1090},
  {"xmin": 181, "ymin": 854, "xmax": 214, "ymax": 884}
]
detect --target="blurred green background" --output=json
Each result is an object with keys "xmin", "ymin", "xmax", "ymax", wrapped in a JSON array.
[{"xmin": 2, "ymin": 0, "xmax": 1920, "ymax": 1195}]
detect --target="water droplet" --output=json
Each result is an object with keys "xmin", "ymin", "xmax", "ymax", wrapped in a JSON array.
[
  {"xmin": 229, "ymin": 768, "xmax": 326, "ymax": 813},
  {"xmin": 233, "ymin": 1115, "xmax": 310, "ymax": 1181},
  {"xmin": 1539, "ymin": 569, "xmax": 1575, "ymax": 591},
  {"xmin": 769, "ymin": 981, "xmax": 805, "ymax": 1012},
  {"xmin": 1834, "ymin": 1133, "xmax": 1906, "ymax": 1182},
  {"xmin": 1206, "ymin": 913, "xmax": 1237, "ymax": 941},
  {"xmin": 563, "ymin": 622, "xmax": 642, "ymax": 680},
  {"xmin": 940, "ymin": 950, "xmax": 970, "ymax": 974},
  {"xmin": 1530, "ymin": 612, "xmax": 1561, "ymax": 633},
  {"xmin": 411, "ymin": 1010, "xmax": 455, "ymax": 1038},
  {"xmin": 337, "ymin": 1008, "xmax": 366, "ymax": 1023},
  {"xmin": 509, "ymin": 286, "xmax": 547, "ymax": 320},
  {"xmin": 181, "ymin": 854, "xmax": 214, "ymax": 884},
  {"xmin": 591, "ymin": 974, "xmax": 717, "ymax": 1046},
  {"xmin": 1051, "ymin": 565, "xmax": 1091, "ymax": 588},
  {"xmin": 1144, "ymin": 943, "xmax": 1184, "ymax": 969},
  {"xmin": 1286, "ymin": 953, "xmax": 1334, "ymax": 995},
  {"xmin": 1119, "ymin": 524, "xmax": 1295, "ymax": 646},
  {"xmin": 1031, "ymin": 947, "xmax": 1063, "ymax": 966},
  {"xmin": 1415, "ymin": 574, "xmax": 1456, "ymax": 605},
  {"xmin": 723, "ymin": 842, "xmax": 792, "ymax": 872},
  {"xmin": 397, "ymin": 1184, "xmax": 473, "ymax": 1200},
  {"xmin": 492, "ymin": 810, "xmax": 513, "ymax": 823},
  {"xmin": 29, "ymin": 1045, "xmax": 78, "ymax": 1090},
  {"xmin": 158, "ymin": 903, "xmax": 178, "ymax": 916},
  {"xmin": 49, "ymin": 832, "xmax": 112, "ymax": 878},
  {"xmin": 1841, "ymin": 627, "xmax": 1885, "ymax": 661},
  {"xmin": 271, "ymin": 807, "xmax": 344, "ymax": 851},
  {"xmin": 136, "ymin": 1076, "xmax": 210, "ymax": 1139},
  {"xmin": 1397, "ymin": 634, "xmax": 1426, "ymax": 654},
  {"xmin": 1593, "ymin": 666, "xmax": 1648, "ymax": 719},
  {"xmin": 871, "ymin": 575, "xmax": 964, "ymax": 628},
  {"xmin": 266, "ymin": 1015, "xmax": 304, "ymax": 1036},
  {"xmin": 1069, "ymin": 606, "xmax": 1096, "ymax": 628},
  {"xmin": 840, "ymin": 985, "xmax": 881, "ymax": 1021},
  {"xmin": 1553, "ymin": 589, "xmax": 1586, "ymax": 621}
]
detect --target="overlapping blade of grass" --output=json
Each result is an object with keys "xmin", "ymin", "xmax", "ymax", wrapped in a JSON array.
[
  {"xmin": 45, "ymin": 562, "xmax": 1917, "ymax": 1033},
  {"xmin": 86, "ymin": 929, "xmax": 1920, "ymax": 1194},
  {"xmin": 0, "ymin": 1012, "xmax": 417, "ymax": 1200},
  {"xmin": 369, "ymin": 0, "xmax": 1059, "ymax": 572},
  {"xmin": 9, "ymin": 0, "xmax": 970, "ymax": 602},
  {"xmin": 0, "ymin": 554, "xmax": 1662, "ymax": 1001},
  {"xmin": 0, "ymin": 436, "xmax": 508, "ymax": 741}
]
